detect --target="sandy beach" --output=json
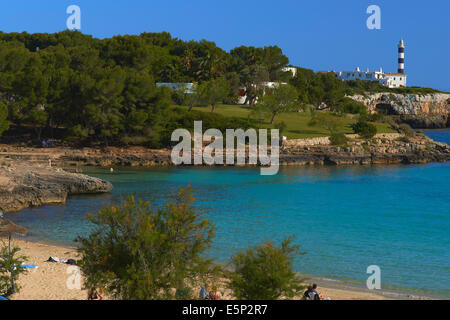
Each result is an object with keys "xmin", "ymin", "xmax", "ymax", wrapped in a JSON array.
[{"xmin": 1, "ymin": 238, "xmax": 435, "ymax": 301}]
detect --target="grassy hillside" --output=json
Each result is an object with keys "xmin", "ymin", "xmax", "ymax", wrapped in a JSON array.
[{"xmin": 175, "ymin": 104, "xmax": 396, "ymax": 139}]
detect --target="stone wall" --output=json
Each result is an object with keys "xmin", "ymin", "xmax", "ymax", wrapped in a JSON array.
[{"xmin": 284, "ymin": 133, "xmax": 402, "ymax": 147}]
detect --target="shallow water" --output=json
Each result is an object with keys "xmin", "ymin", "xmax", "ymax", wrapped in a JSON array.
[{"xmin": 6, "ymin": 131, "xmax": 450, "ymax": 297}]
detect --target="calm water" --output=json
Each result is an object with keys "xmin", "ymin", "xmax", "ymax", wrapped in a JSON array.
[{"xmin": 5, "ymin": 131, "xmax": 450, "ymax": 297}]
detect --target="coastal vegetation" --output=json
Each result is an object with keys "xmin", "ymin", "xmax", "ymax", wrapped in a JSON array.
[
  {"xmin": 228, "ymin": 237, "xmax": 305, "ymax": 300},
  {"xmin": 0, "ymin": 30, "xmax": 406, "ymax": 146},
  {"xmin": 351, "ymin": 119, "xmax": 378, "ymax": 139},
  {"xmin": 76, "ymin": 186, "xmax": 305, "ymax": 300},
  {"xmin": 76, "ymin": 186, "xmax": 217, "ymax": 300},
  {"xmin": 0, "ymin": 241, "xmax": 27, "ymax": 297}
]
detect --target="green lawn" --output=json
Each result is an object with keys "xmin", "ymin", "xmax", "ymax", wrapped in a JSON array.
[{"xmin": 175, "ymin": 104, "xmax": 396, "ymax": 139}]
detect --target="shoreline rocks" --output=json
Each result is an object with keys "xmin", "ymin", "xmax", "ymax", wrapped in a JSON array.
[
  {"xmin": 280, "ymin": 134, "xmax": 450, "ymax": 165},
  {"xmin": 0, "ymin": 134, "xmax": 448, "ymax": 216},
  {"xmin": 0, "ymin": 161, "xmax": 113, "ymax": 213},
  {"xmin": 0, "ymin": 133, "xmax": 448, "ymax": 170},
  {"xmin": 350, "ymin": 92, "xmax": 450, "ymax": 128}
]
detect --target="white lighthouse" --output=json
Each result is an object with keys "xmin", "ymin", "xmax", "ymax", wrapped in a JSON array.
[{"xmin": 398, "ymin": 39, "xmax": 405, "ymax": 74}]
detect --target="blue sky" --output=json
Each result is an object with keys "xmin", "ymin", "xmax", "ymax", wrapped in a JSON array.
[{"xmin": 1, "ymin": 0, "xmax": 449, "ymax": 91}]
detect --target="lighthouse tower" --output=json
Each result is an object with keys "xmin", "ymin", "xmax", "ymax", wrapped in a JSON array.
[{"xmin": 398, "ymin": 39, "xmax": 405, "ymax": 74}]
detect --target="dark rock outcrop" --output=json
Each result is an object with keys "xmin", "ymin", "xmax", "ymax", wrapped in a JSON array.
[{"xmin": 391, "ymin": 114, "xmax": 448, "ymax": 129}]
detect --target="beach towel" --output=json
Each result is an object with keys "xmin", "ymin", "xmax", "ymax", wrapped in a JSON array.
[
  {"xmin": 12, "ymin": 263, "xmax": 37, "ymax": 271},
  {"xmin": 21, "ymin": 264, "xmax": 38, "ymax": 271},
  {"xmin": 0, "ymin": 296, "xmax": 8, "ymax": 300}
]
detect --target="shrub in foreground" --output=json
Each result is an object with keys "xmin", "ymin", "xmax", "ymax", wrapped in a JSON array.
[
  {"xmin": 0, "ymin": 241, "xmax": 27, "ymax": 297},
  {"xmin": 76, "ymin": 186, "xmax": 217, "ymax": 300},
  {"xmin": 228, "ymin": 236, "xmax": 305, "ymax": 300}
]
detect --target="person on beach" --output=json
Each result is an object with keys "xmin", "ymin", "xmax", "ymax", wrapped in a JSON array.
[
  {"xmin": 199, "ymin": 287, "xmax": 209, "ymax": 300},
  {"xmin": 208, "ymin": 287, "xmax": 219, "ymax": 300},
  {"xmin": 303, "ymin": 284, "xmax": 321, "ymax": 300},
  {"xmin": 88, "ymin": 288, "xmax": 103, "ymax": 300}
]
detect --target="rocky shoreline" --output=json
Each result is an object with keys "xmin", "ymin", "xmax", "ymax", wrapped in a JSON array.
[
  {"xmin": 0, "ymin": 133, "xmax": 448, "ymax": 214},
  {"xmin": 0, "ymin": 161, "xmax": 113, "ymax": 213},
  {"xmin": 6, "ymin": 133, "xmax": 450, "ymax": 165},
  {"xmin": 1, "ymin": 133, "xmax": 449, "ymax": 168},
  {"xmin": 280, "ymin": 133, "xmax": 450, "ymax": 165}
]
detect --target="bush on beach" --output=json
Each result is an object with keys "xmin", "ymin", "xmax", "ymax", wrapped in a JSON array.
[
  {"xmin": 227, "ymin": 236, "xmax": 306, "ymax": 300},
  {"xmin": 76, "ymin": 187, "xmax": 309, "ymax": 300},
  {"xmin": 0, "ymin": 241, "xmax": 27, "ymax": 297},
  {"xmin": 76, "ymin": 186, "xmax": 218, "ymax": 300}
]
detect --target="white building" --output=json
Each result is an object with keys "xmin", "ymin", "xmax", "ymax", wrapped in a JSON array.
[
  {"xmin": 333, "ymin": 39, "xmax": 407, "ymax": 88},
  {"xmin": 335, "ymin": 67, "xmax": 407, "ymax": 88},
  {"xmin": 282, "ymin": 66, "xmax": 297, "ymax": 77},
  {"xmin": 384, "ymin": 73, "xmax": 407, "ymax": 88},
  {"xmin": 237, "ymin": 81, "xmax": 287, "ymax": 104}
]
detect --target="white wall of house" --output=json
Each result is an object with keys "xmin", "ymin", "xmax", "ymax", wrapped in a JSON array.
[
  {"xmin": 237, "ymin": 82, "xmax": 287, "ymax": 104},
  {"xmin": 282, "ymin": 67, "xmax": 297, "ymax": 77},
  {"xmin": 334, "ymin": 68, "xmax": 407, "ymax": 88},
  {"xmin": 384, "ymin": 74, "xmax": 407, "ymax": 88}
]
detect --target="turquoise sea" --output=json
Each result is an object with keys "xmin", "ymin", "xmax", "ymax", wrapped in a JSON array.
[{"xmin": 5, "ymin": 130, "xmax": 450, "ymax": 297}]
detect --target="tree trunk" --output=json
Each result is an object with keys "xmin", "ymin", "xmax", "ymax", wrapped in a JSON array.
[
  {"xmin": 211, "ymin": 104, "xmax": 215, "ymax": 113},
  {"xmin": 8, "ymin": 234, "xmax": 15, "ymax": 295},
  {"xmin": 270, "ymin": 113, "xmax": 276, "ymax": 124},
  {"xmin": 35, "ymin": 127, "xmax": 42, "ymax": 143}
]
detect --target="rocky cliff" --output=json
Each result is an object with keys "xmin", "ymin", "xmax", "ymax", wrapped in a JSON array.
[
  {"xmin": 350, "ymin": 93, "xmax": 450, "ymax": 128},
  {"xmin": 0, "ymin": 161, "xmax": 113, "ymax": 213},
  {"xmin": 280, "ymin": 133, "xmax": 450, "ymax": 165}
]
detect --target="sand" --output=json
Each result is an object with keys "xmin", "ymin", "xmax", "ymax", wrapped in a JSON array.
[
  {"xmin": 2, "ymin": 238, "xmax": 431, "ymax": 300},
  {"xmin": 5, "ymin": 239, "xmax": 87, "ymax": 300}
]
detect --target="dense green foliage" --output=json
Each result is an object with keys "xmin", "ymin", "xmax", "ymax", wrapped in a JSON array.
[
  {"xmin": 398, "ymin": 123, "xmax": 415, "ymax": 137},
  {"xmin": 0, "ymin": 102, "xmax": 9, "ymax": 137},
  {"xmin": 0, "ymin": 30, "xmax": 437, "ymax": 144},
  {"xmin": 228, "ymin": 237, "xmax": 305, "ymax": 300},
  {"xmin": 351, "ymin": 120, "xmax": 378, "ymax": 139},
  {"xmin": 329, "ymin": 133, "xmax": 349, "ymax": 146},
  {"xmin": 76, "ymin": 186, "xmax": 217, "ymax": 300},
  {"xmin": 257, "ymin": 83, "xmax": 299, "ymax": 123},
  {"xmin": 0, "ymin": 241, "xmax": 27, "ymax": 297},
  {"xmin": 0, "ymin": 31, "xmax": 294, "ymax": 145},
  {"xmin": 197, "ymin": 77, "xmax": 230, "ymax": 112}
]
